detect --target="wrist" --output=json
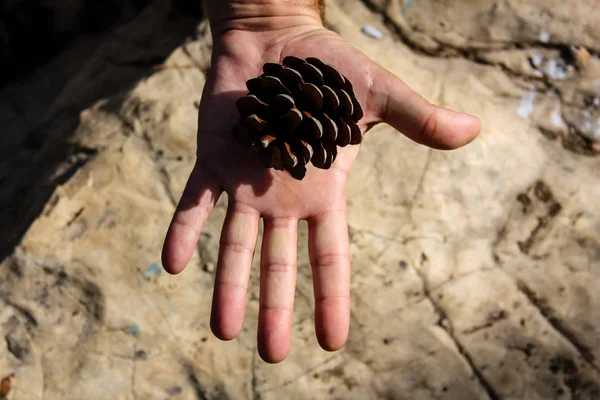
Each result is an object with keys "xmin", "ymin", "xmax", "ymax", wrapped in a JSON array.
[{"xmin": 206, "ymin": 0, "xmax": 324, "ymax": 36}]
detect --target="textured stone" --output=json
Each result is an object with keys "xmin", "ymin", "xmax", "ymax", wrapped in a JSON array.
[{"xmin": 1, "ymin": 1, "xmax": 600, "ymax": 399}]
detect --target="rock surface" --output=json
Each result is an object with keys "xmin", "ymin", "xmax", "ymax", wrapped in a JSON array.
[{"xmin": 1, "ymin": 0, "xmax": 599, "ymax": 399}]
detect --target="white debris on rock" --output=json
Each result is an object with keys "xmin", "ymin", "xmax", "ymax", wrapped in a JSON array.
[
  {"xmin": 545, "ymin": 58, "xmax": 568, "ymax": 80},
  {"xmin": 585, "ymin": 117, "xmax": 600, "ymax": 142},
  {"xmin": 530, "ymin": 54, "xmax": 543, "ymax": 68},
  {"xmin": 551, "ymin": 107, "xmax": 566, "ymax": 128},
  {"xmin": 361, "ymin": 25, "xmax": 384, "ymax": 40},
  {"xmin": 528, "ymin": 54, "xmax": 545, "ymax": 77},
  {"xmin": 517, "ymin": 90, "xmax": 536, "ymax": 118}
]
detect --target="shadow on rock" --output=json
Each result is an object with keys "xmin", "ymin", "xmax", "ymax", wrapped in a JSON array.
[{"xmin": 0, "ymin": 0, "xmax": 205, "ymax": 263}]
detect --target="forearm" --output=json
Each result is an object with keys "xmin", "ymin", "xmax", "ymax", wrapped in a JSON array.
[{"xmin": 206, "ymin": 0, "xmax": 324, "ymax": 35}]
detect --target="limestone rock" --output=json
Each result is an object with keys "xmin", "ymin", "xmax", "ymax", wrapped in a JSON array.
[{"xmin": 1, "ymin": 1, "xmax": 600, "ymax": 399}]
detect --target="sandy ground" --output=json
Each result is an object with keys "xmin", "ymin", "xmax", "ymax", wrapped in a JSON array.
[{"xmin": 1, "ymin": 0, "xmax": 599, "ymax": 399}]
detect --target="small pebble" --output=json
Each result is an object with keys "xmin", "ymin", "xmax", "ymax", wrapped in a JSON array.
[
  {"xmin": 203, "ymin": 262, "xmax": 216, "ymax": 273},
  {"xmin": 145, "ymin": 262, "xmax": 163, "ymax": 278},
  {"xmin": 361, "ymin": 25, "xmax": 384, "ymax": 40},
  {"xmin": 539, "ymin": 31, "xmax": 550, "ymax": 43},
  {"xmin": 127, "ymin": 324, "xmax": 141, "ymax": 337}
]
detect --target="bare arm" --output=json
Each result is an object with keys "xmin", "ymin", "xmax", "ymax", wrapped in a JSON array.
[{"xmin": 206, "ymin": 0, "xmax": 324, "ymax": 34}]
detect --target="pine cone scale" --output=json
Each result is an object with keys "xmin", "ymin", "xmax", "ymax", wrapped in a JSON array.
[
  {"xmin": 310, "ymin": 141, "xmax": 327, "ymax": 167},
  {"xmin": 306, "ymin": 57, "xmax": 346, "ymax": 88},
  {"xmin": 263, "ymin": 62, "xmax": 283, "ymax": 75},
  {"xmin": 235, "ymin": 95, "xmax": 268, "ymax": 116},
  {"xmin": 282, "ymin": 142, "xmax": 299, "ymax": 163},
  {"xmin": 294, "ymin": 63, "xmax": 324, "ymax": 85},
  {"xmin": 271, "ymin": 94, "xmax": 295, "ymax": 113},
  {"xmin": 281, "ymin": 56, "xmax": 306, "ymax": 69},
  {"xmin": 335, "ymin": 118, "xmax": 352, "ymax": 147},
  {"xmin": 279, "ymin": 108, "xmax": 303, "ymax": 133},
  {"xmin": 349, "ymin": 122, "xmax": 362, "ymax": 145},
  {"xmin": 279, "ymin": 68, "xmax": 304, "ymax": 87},
  {"xmin": 321, "ymin": 86, "xmax": 340, "ymax": 113},
  {"xmin": 351, "ymin": 96, "xmax": 364, "ymax": 121},
  {"xmin": 259, "ymin": 134, "xmax": 276, "ymax": 149},
  {"xmin": 298, "ymin": 83, "xmax": 324, "ymax": 113},
  {"xmin": 320, "ymin": 114, "xmax": 338, "ymax": 143},
  {"xmin": 335, "ymin": 89, "xmax": 354, "ymax": 120}
]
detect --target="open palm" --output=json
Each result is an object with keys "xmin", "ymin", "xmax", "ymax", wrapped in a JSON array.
[{"xmin": 162, "ymin": 24, "xmax": 481, "ymax": 363}]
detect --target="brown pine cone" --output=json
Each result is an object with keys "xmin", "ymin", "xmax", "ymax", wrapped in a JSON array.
[{"xmin": 233, "ymin": 56, "xmax": 363, "ymax": 180}]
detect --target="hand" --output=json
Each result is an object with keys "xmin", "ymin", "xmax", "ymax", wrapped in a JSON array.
[{"xmin": 161, "ymin": 9, "xmax": 481, "ymax": 363}]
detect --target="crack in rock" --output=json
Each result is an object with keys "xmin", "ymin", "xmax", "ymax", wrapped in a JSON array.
[
  {"xmin": 516, "ymin": 280, "xmax": 598, "ymax": 372},
  {"xmin": 461, "ymin": 309, "xmax": 509, "ymax": 335},
  {"xmin": 412, "ymin": 256, "xmax": 500, "ymax": 400}
]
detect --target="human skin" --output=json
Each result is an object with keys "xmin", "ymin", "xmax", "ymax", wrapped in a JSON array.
[{"xmin": 161, "ymin": 0, "xmax": 482, "ymax": 363}]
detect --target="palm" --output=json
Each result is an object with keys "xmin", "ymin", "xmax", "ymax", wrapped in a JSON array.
[
  {"xmin": 163, "ymin": 24, "xmax": 481, "ymax": 363},
  {"xmin": 196, "ymin": 28, "xmax": 372, "ymax": 217}
]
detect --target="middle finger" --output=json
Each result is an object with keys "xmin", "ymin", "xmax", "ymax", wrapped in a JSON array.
[{"xmin": 258, "ymin": 216, "xmax": 298, "ymax": 363}]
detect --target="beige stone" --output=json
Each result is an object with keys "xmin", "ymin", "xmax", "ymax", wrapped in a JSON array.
[{"xmin": 1, "ymin": 1, "xmax": 599, "ymax": 399}]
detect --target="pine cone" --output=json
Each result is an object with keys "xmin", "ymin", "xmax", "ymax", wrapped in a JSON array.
[{"xmin": 233, "ymin": 56, "xmax": 363, "ymax": 180}]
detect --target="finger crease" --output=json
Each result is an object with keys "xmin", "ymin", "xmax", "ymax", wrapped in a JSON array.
[
  {"xmin": 263, "ymin": 262, "xmax": 295, "ymax": 273},
  {"xmin": 315, "ymin": 294, "xmax": 351, "ymax": 303},
  {"xmin": 228, "ymin": 208, "xmax": 260, "ymax": 218},
  {"xmin": 310, "ymin": 209, "xmax": 345, "ymax": 223},
  {"xmin": 215, "ymin": 281, "xmax": 248, "ymax": 291},
  {"xmin": 312, "ymin": 253, "xmax": 349, "ymax": 269},
  {"xmin": 172, "ymin": 218, "xmax": 200, "ymax": 237},
  {"xmin": 269, "ymin": 217, "xmax": 298, "ymax": 229},
  {"xmin": 421, "ymin": 107, "xmax": 439, "ymax": 144},
  {"xmin": 260, "ymin": 304, "xmax": 293, "ymax": 312},
  {"xmin": 220, "ymin": 241, "xmax": 255, "ymax": 254}
]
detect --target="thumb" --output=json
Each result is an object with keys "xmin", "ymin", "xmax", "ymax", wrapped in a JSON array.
[{"xmin": 370, "ymin": 64, "xmax": 481, "ymax": 150}]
